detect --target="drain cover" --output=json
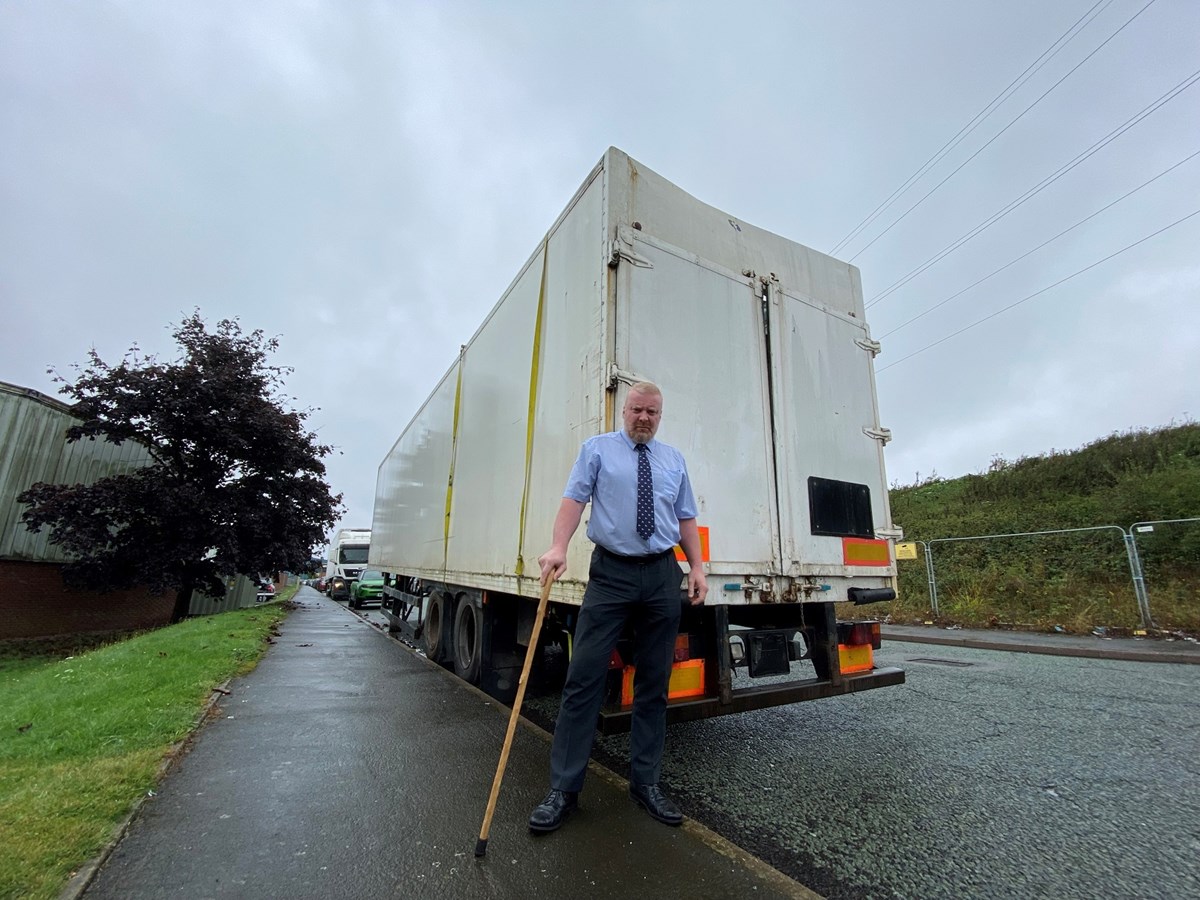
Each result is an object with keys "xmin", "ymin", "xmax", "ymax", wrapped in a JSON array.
[{"xmin": 907, "ymin": 657, "xmax": 974, "ymax": 667}]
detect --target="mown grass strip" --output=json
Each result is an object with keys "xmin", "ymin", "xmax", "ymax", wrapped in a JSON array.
[{"xmin": 0, "ymin": 599, "xmax": 292, "ymax": 900}]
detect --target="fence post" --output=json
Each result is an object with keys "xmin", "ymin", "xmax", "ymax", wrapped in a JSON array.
[
  {"xmin": 924, "ymin": 540, "xmax": 940, "ymax": 617},
  {"xmin": 1123, "ymin": 528, "xmax": 1154, "ymax": 629}
]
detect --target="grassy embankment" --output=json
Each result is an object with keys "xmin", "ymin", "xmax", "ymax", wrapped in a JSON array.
[
  {"xmin": 884, "ymin": 422, "xmax": 1200, "ymax": 634},
  {"xmin": 0, "ymin": 589, "xmax": 296, "ymax": 900}
]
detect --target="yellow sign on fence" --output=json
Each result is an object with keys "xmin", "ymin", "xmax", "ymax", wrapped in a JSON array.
[{"xmin": 894, "ymin": 542, "xmax": 918, "ymax": 560}]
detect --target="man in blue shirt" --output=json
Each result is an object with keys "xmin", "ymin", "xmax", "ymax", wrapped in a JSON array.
[{"xmin": 529, "ymin": 381, "xmax": 708, "ymax": 833}]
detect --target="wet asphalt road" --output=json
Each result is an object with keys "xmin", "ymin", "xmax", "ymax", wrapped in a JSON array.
[{"xmin": 357, "ymin": 603, "xmax": 1200, "ymax": 900}]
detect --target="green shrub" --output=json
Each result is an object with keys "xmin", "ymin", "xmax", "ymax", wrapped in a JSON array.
[{"xmin": 890, "ymin": 422, "xmax": 1200, "ymax": 632}]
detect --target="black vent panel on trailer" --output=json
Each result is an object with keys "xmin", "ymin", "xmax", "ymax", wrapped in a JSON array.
[{"xmin": 807, "ymin": 476, "xmax": 874, "ymax": 538}]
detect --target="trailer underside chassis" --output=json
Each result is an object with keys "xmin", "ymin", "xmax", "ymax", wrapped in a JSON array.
[
  {"xmin": 596, "ymin": 666, "xmax": 906, "ymax": 735},
  {"xmin": 380, "ymin": 579, "xmax": 904, "ymax": 734}
]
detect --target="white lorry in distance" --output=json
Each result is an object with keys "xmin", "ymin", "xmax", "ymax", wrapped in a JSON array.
[
  {"xmin": 370, "ymin": 147, "xmax": 903, "ymax": 732},
  {"xmin": 325, "ymin": 528, "xmax": 371, "ymax": 601}
]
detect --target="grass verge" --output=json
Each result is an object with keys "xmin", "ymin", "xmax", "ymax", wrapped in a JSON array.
[{"xmin": 0, "ymin": 601, "xmax": 291, "ymax": 900}]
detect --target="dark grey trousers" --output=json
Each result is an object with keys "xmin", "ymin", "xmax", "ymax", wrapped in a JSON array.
[{"xmin": 549, "ymin": 547, "xmax": 683, "ymax": 792}]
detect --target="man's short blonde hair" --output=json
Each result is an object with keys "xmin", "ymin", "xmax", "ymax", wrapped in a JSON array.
[{"xmin": 627, "ymin": 381, "xmax": 662, "ymax": 400}]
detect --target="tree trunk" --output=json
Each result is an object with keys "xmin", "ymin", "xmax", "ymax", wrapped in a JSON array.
[{"xmin": 172, "ymin": 583, "xmax": 194, "ymax": 623}]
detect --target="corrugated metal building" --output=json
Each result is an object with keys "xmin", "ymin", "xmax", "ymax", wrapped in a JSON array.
[
  {"xmin": 0, "ymin": 380, "xmax": 154, "ymax": 561},
  {"xmin": 190, "ymin": 574, "xmax": 261, "ymax": 616}
]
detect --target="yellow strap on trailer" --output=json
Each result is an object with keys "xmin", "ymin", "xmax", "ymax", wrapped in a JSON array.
[
  {"xmin": 515, "ymin": 243, "xmax": 549, "ymax": 579},
  {"xmin": 443, "ymin": 346, "xmax": 465, "ymax": 580}
]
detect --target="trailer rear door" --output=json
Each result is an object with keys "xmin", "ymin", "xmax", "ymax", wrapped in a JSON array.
[
  {"xmin": 615, "ymin": 232, "xmax": 782, "ymax": 575},
  {"xmin": 769, "ymin": 284, "xmax": 893, "ymax": 577}
]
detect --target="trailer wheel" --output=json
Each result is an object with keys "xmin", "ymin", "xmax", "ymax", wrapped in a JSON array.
[
  {"xmin": 424, "ymin": 592, "xmax": 453, "ymax": 663},
  {"xmin": 453, "ymin": 599, "xmax": 483, "ymax": 684}
]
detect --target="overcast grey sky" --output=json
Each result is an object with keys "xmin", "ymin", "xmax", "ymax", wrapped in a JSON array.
[{"xmin": 3, "ymin": 0, "xmax": 1198, "ymax": 548}]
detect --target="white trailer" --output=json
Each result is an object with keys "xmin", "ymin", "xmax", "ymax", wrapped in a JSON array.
[
  {"xmin": 371, "ymin": 148, "xmax": 903, "ymax": 730},
  {"xmin": 324, "ymin": 528, "xmax": 371, "ymax": 601}
]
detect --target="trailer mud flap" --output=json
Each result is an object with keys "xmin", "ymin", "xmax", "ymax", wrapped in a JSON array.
[{"xmin": 596, "ymin": 666, "xmax": 905, "ymax": 735}]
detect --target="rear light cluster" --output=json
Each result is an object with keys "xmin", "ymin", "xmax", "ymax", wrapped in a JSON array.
[
  {"xmin": 609, "ymin": 619, "xmax": 884, "ymax": 703},
  {"xmin": 617, "ymin": 634, "xmax": 706, "ymax": 706},
  {"xmin": 837, "ymin": 620, "xmax": 881, "ymax": 674}
]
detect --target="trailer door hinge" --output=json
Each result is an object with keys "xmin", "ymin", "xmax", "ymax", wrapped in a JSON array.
[
  {"xmin": 863, "ymin": 425, "xmax": 893, "ymax": 445},
  {"xmin": 608, "ymin": 226, "xmax": 654, "ymax": 269},
  {"xmin": 856, "ymin": 337, "xmax": 882, "ymax": 356},
  {"xmin": 607, "ymin": 363, "xmax": 653, "ymax": 390}
]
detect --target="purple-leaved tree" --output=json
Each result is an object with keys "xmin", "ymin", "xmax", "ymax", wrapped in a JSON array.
[{"xmin": 19, "ymin": 312, "xmax": 343, "ymax": 622}]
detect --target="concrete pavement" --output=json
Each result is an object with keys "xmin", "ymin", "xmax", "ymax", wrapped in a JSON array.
[
  {"xmin": 80, "ymin": 589, "xmax": 812, "ymax": 900},
  {"xmin": 882, "ymin": 622, "xmax": 1200, "ymax": 664}
]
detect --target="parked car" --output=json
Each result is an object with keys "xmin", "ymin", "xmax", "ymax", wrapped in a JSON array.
[
  {"xmin": 314, "ymin": 577, "xmax": 326, "ymax": 593},
  {"xmin": 348, "ymin": 568, "xmax": 385, "ymax": 609}
]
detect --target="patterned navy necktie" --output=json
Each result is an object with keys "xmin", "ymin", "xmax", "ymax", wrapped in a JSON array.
[{"xmin": 635, "ymin": 443, "xmax": 654, "ymax": 540}]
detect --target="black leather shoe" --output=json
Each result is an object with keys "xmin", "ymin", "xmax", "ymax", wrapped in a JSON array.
[
  {"xmin": 629, "ymin": 783, "xmax": 683, "ymax": 826},
  {"xmin": 528, "ymin": 789, "xmax": 578, "ymax": 833}
]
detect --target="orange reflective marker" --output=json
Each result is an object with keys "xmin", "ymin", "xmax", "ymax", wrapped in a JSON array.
[
  {"xmin": 842, "ymin": 537, "xmax": 890, "ymax": 567},
  {"xmin": 674, "ymin": 525, "xmax": 710, "ymax": 562}
]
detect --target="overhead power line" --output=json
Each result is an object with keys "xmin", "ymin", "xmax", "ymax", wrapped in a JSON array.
[
  {"xmin": 875, "ymin": 206, "xmax": 1200, "ymax": 374},
  {"xmin": 866, "ymin": 66, "xmax": 1200, "ymax": 309},
  {"xmin": 879, "ymin": 147, "xmax": 1200, "ymax": 339},
  {"xmin": 850, "ymin": 0, "xmax": 1160, "ymax": 263},
  {"xmin": 828, "ymin": 0, "xmax": 1114, "ymax": 257}
]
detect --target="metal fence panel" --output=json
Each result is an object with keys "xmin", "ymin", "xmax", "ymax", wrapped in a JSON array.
[{"xmin": 904, "ymin": 525, "xmax": 1152, "ymax": 627}]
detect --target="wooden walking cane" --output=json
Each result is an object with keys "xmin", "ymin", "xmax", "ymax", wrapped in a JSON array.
[{"xmin": 475, "ymin": 573, "xmax": 556, "ymax": 858}]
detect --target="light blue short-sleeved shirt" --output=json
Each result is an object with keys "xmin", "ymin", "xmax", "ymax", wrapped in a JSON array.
[{"xmin": 563, "ymin": 430, "xmax": 698, "ymax": 555}]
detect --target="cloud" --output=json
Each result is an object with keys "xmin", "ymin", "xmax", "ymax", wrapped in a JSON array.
[{"xmin": 4, "ymin": 0, "xmax": 1198, "ymax": 544}]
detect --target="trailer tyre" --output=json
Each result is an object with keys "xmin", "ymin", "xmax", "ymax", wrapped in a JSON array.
[
  {"xmin": 453, "ymin": 599, "xmax": 483, "ymax": 684},
  {"xmin": 424, "ymin": 592, "xmax": 452, "ymax": 664}
]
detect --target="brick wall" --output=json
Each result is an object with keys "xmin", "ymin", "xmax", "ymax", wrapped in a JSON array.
[{"xmin": 0, "ymin": 559, "xmax": 174, "ymax": 640}]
